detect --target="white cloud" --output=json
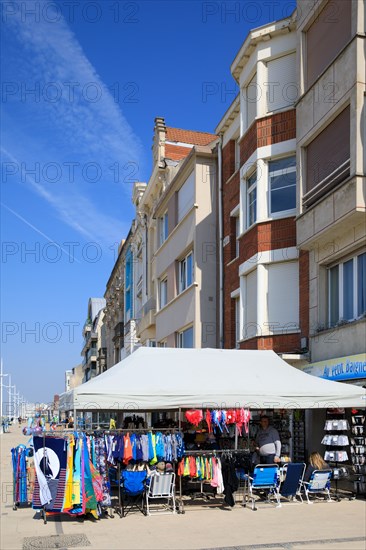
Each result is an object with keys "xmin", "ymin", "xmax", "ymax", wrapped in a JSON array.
[{"xmin": 2, "ymin": 0, "xmax": 143, "ymax": 244}]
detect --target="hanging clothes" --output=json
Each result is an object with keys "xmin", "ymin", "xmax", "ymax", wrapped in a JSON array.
[
  {"xmin": 62, "ymin": 435, "xmax": 74, "ymax": 512},
  {"xmin": 11, "ymin": 445, "xmax": 28, "ymax": 504},
  {"xmin": 221, "ymin": 457, "xmax": 239, "ymax": 507},
  {"xmin": 94, "ymin": 436, "xmax": 111, "ymax": 507}
]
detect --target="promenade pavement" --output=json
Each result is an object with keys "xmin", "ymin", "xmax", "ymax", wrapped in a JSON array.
[{"xmin": 1, "ymin": 426, "xmax": 365, "ymax": 550}]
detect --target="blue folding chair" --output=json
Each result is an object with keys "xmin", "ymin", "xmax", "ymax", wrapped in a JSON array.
[
  {"xmin": 243, "ymin": 464, "xmax": 281, "ymax": 511},
  {"xmin": 298, "ymin": 469, "xmax": 332, "ymax": 504},
  {"xmin": 120, "ymin": 470, "xmax": 147, "ymax": 517},
  {"xmin": 278, "ymin": 463, "xmax": 305, "ymax": 503}
]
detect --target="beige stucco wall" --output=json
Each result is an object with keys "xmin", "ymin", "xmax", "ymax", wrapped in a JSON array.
[
  {"xmin": 155, "ymin": 209, "xmax": 195, "ymax": 279},
  {"xmin": 296, "ymin": 0, "xmax": 366, "ymax": 365},
  {"xmin": 155, "ymin": 285, "xmax": 196, "ymax": 342},
  {"xmin": 194, "ymin": 159, "xmax": 217, "ymax": 348},
  {"xmin": 310, "ymin": 319, "xmax": 366, "ymax": 363},
  {"xmin": 153, "ymin": 152, "xmax": 217, "ymax": 347}
]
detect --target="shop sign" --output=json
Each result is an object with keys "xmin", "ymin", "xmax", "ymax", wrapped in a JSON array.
[{"xmin": 302, "ymin": 353, "xmax": 366, "ymax": 381}]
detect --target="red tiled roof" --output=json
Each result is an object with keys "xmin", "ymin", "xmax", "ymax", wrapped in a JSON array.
[
  {"xmin": 166, "ymin": 127, "xmax": 217, "ymax": 146},
  {"xmin": 165, "ymin": 143, "xmax": 192, "ymax": 161}
]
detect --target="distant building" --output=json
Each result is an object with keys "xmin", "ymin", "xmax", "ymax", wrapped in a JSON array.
[
  {"xmin": 65, "ymin": 370, "xmax": 72, "ymax": 392},
  {"xmin": 81, "ymin": 298, "xmax": 106, "ymax": 383}
]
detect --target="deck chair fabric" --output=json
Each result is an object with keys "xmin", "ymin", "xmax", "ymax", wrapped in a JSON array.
[
  {"xmin": 279, "ymin": 463, "xmax": 305, "ymax": 500},
  {"xmin": 243, "ymin": 464, "xmax": 281, "ymax": 511},
  {"xmin": 299, "ymin": 469, "xmax": 332, "ymax": 504},
  {"xmin": 145, "ymin": 473, "xmax": 176, "ymax": 515},
  {"xmin": 120, "ymin": 470, "xmax": 147, "ymax": 517}
]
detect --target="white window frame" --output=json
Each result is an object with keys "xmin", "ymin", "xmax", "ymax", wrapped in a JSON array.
[
  {"xmin": 268, "ymin": 155, "xmax": 297, "ymax": 217},
  {"xmin": 158, "ymin": 211, "xmax": 168, "ymax": 247},
  {"xmin": 158, "ymin": 340, "xmax": 167, "ymax": 348},
  {"xmin": 247, "ymin": 170, "xmax": 257, "ymax": 229},
  {"xmin": 179, "ymin": 251, "xmax": 194, "ymax": 294},
  {"xmin": 328, "ymin": 251, "xmax": 366, "ymax": 326},
  {"xmin": 159, "ymin": 277, "xmax": 168, "ymax": 309}
]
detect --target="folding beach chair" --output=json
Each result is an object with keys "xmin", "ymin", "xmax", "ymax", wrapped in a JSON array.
[
  {"xmin": 298, "ymin": 469, "xmax": 332, "ymax": 504},
  {"xmin": 120, "ymin": 470, "xmax": 147, "ymax": 517},
  {"xmin": 145, "ymin": 473, "xmax": 176, "ymax": 515},
  {"xmin": 243, "ymin": 464, "xmax": 281, "ymax": 511},
  {"xmin": 278, "ymin": 463, "xmax": 305, "ymax": 503}
]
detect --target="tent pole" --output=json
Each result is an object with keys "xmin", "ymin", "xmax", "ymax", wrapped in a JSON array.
[
  {"xmin": 178, "ymin": 407, "xmax": 184, "ymax": 513},
  {"xmin": 235, "ymin": 425, "xmax": 238, "ymax": 450}
]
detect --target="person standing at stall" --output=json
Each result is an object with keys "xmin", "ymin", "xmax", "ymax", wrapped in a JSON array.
[{"xmin": 255, "ymin": 415, "xmax": 281, "ymax": 464}]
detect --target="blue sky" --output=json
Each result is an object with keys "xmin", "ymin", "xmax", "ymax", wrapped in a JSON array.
[{"xmin": 1, "ymin": 0, "xmax": 296, "ymax": 404}]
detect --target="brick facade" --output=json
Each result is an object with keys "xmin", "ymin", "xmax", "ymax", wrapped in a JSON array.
[
  {"xmin": 222, "ymin": 107, "xmax": 304, "ymax": 353},
  {"xmin": 240, "ymin": 109, "xmax": 296, "ymax": 166}
]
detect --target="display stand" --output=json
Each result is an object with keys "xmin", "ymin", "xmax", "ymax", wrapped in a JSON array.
[
  {"xmin": 350, "ymin": 409, "xmax": 366, "ymax": 498},
  {"xmin": 292, "ymin": 410, "xmax": 306, "ymax": 463},
  {"xmin": 322, "ymin": 410, "xmax": 350, "ymax": 501}
]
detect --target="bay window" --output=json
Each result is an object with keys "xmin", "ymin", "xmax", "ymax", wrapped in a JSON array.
[
  {"xmin": 247, "ymin": 171, "xmax": 257, "ymax": 228},
  {"xmin": 269, "ymin": 156, "xmax": 296, "ymax": 215}
]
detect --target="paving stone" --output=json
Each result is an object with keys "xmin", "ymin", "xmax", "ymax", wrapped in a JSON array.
[{"xmin": 22, "ymin": 533, "xmax": 91, "ymax": 549}]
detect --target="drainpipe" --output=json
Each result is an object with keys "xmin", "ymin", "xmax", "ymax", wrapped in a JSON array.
[{"xmin": 218, "ymin": 134, "xmax": 224, "ymax": 349}]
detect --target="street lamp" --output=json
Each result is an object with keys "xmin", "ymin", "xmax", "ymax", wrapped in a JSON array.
[{"xmin": 0, "ymin": 359, "xmax": 9, "ymax": 421}]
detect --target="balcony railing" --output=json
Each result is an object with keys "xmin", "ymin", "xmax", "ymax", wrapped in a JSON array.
[
  {"xmin": 137, "ymin": 298, "xmax": 156, "ymax": 320},
  {"xmin": 303, "ymin": 159, "xmax": 350, "ymax": 208}
]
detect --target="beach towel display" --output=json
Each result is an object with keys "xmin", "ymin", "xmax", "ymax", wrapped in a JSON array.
[{"xmin": 11, "ymin": 444, "xmax": 29, "ymax": 507}]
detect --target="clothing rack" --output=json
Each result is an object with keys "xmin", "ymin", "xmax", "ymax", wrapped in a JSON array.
[
  {"xmin": 36, "ymin": 431, "xmax": 115, "ymax": 524},
  {"xmin": 177, "ymin": 449, "xmax": 251, "ymax": 512}
]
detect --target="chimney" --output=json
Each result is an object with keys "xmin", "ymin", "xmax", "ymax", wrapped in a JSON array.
[{"xmin": 152, "ymin": 116, "xmax": 167, "ymax": 164}]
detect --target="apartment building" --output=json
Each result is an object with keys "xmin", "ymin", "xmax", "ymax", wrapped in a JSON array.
[
  {"xmin": 296, "ymin": 0, "xmax": 366, "ymax": 376},
  {"xmin": 218, "ymin": 14, "xmax": 302, "ymax": 358},
  {"xmin": 136, "ymin": 118, "xmax": 218, "ymax": 348},
  {"xmin": 81, "ymin": 297, "xmax": 106, "ymax": 382},
  {"xmin": 103, "ymin": 195, "xmax": 147, "ymax": 369},
  {"xmin": 65, "ymin": 364, "xmax": 83, "ymax": 391}
]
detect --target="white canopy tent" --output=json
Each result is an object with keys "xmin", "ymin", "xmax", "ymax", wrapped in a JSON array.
[{"xmin": 59, "ymin": 348, "xmax": 366, "ymax": 411}]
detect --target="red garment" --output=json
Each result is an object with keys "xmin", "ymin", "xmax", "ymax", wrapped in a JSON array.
[
  {"xmin": 226, "ymin": 409, "xmax": 236, "ymax": 424},
  {"xmin": 205, "ymin": 409, "xmax": 212, "ymax": 433},
  {"xmin": 235, "ymin": 408, "xmax": 245, "ymax": 436},
  {"xmin": 178, "ymin": 460, "xmax": 184, "ymax": 477},
  {"xmin": 189, "ymin": 456, "xmax": 196, "ymax": 477},
  {"xmin": 185, "ymin": 409, "xmax": 203, "ymax": 426},
  {"xmin": 123, "ymin": 433, "xmax": 132, "ymax": 464},
  {"xmin": 243, "ymin": 409, "xmax": 251, "ymax": 434}
]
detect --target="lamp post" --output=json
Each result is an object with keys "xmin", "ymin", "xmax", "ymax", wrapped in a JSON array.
[{"xmin": 0, "ymin": 359, "xmax": 9, "ymax": 422}]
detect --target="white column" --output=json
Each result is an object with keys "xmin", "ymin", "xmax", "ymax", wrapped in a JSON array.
[
  {"xmin": 257, "ymin": 60, "xmax": 267, "ymax": 118},
  {"xmin": 240, "ymin": 275, "xmax": 246, "ymax": 340},
  {"xmin": 240, "ymin": 86, "xmax": 246, "ymax": 137},
  {"xmin": 257, "ymin": 264, "xmax": 268, "ymax": 337},
  {"xmin": 256, "ymin": 158, "xmax": 268, "ymax": 223}
]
